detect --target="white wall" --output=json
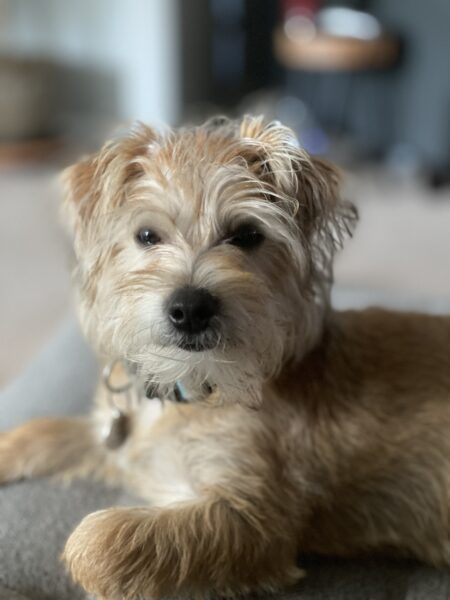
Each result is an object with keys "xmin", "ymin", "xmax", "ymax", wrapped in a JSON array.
[{"xmin": 0, "ymin": 0, "xmax": 181, "ymax": 128}]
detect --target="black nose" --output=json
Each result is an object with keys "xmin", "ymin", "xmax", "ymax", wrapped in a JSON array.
[{"xmin": 167, "ymin": 286, "xmax": 219, "ymax": 334}]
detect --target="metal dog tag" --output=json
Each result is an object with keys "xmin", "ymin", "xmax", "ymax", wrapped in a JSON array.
[
  {"xmin": 102, "ymin": 359, "xmax": 135, "ymax": 450},
  {"xmin": 104, "ymin": 409, "xmax": 130, "ymax": 450}
]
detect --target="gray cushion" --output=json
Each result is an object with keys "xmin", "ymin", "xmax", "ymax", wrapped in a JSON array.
[
  {"xmin": 0, "ymin": 479, "xmax": 137, "ymax": 600},
  {"xmin": 0, "ymin": 320, "xmax": 96, "ymax": 430},
  {"xmin": 1, "ymin": 291, "xmax": 450, "ymax": 599},
  {"xmin": 0, "ymin": 320, "xmax": 142, "ymax": 600}
]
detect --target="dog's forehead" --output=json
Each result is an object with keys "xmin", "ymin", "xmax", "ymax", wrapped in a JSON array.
[{"xmin": 135, "ymin": 131, "xmax": 262, "ymax": 244}]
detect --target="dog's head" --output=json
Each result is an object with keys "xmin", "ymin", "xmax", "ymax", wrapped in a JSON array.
[{"xmin": 62, "ymin": 116, "xmax": 356, "ymax": 404}]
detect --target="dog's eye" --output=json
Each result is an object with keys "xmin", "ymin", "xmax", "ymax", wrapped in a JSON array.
[
  {"xmin": 136, "ymin": 228, "xmax": 161, "ymax": 247},
  {"xmin": 226, "ymin": 223, "xmax": 264, "ymax": 250}
]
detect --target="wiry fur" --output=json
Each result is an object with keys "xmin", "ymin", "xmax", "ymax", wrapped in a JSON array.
[
  {"xmin": 62, "ymin": 115, "xmax": 356, "ymax": 405},
  {"xmin": 1, "ymin": 116, "xmax": 449, "ymax": 600}
]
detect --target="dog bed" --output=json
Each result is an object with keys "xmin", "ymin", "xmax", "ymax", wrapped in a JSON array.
[{"xmin": 1, "ymin": 290, "xmax": 450, "ymax": 600}]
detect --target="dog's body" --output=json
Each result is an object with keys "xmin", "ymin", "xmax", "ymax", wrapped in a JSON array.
[{"xmin": 1, "ymin": 117, "xmax": 450, "ymax": 600}]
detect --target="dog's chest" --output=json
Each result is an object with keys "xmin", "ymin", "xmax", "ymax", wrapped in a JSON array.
[{"xmin": 117, "ymin": 400, "xmax": 201, "ymax": 506}]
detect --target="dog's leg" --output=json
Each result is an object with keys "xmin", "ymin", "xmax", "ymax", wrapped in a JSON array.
[
  {"xmin": 63, "ymin": 488, "xmax": 303, "ymax": 599},
  {"xmin": 0, "ymin": 417, "xmax": 105, "ymax": 483}
]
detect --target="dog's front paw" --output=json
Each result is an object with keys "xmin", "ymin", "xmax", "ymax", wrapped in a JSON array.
[
  {"xmin": 63, "ymin": 507, "xmax": 159, "ymax": 600},
  {"xmin": 0, "ymin": 417, "xmax": 95, "ymax": 483},
  {"xmin": 0, "ymin": 432, "xmax": 25, "ymax": 484}
]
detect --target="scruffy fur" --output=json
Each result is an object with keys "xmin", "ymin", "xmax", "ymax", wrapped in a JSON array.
[{"xmin": 1, "ymin": 116, "xmax": 450, "ymax": 600}]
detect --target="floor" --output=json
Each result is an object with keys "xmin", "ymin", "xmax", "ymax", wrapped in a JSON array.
[
  {"xmin": 1, "ymin": 162, "xmax": 450, "ymax": 387},
  {"xmin": 335, "ymin": 167, "xmax": 450, "ymax": 298}
]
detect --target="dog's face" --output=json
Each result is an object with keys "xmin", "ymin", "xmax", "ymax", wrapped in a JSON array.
[{"xmin": 63, "ymin": 116, "xmax": 356, "ymax": 403}]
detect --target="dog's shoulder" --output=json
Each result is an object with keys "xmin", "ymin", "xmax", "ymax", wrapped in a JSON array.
[{"xmin": 274, "ymin": 307, "xmax": 450, "ymax": 411}]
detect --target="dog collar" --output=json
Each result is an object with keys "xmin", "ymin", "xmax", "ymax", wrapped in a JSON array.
[
  {"xmin": 101, "ymin": 359, "xmax": 214, "ymax": 450},
  {"xmin": 144, "ymin": 380, "xmax": 187, "ymax": 402},
  {"xmin": 144, "ymin": 379, "xmax": 213, "ymax": 403},
  {"xmin": 172, "ymin": 381, "xmax": 189, "ymax": 403},
  {"xmin": 102, "ymin": 359, "xmax": 196, "ymax": 404}
]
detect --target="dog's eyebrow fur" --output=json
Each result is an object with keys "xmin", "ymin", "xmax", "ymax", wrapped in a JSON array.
[{"xmin": 63, "ymin": 115, "xmax": 356, "ymax": 243}]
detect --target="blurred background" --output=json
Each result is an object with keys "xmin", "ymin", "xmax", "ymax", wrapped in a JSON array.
[{"xmin": 1, "ymin": 0, "xmax": 450, "ymax": 386}]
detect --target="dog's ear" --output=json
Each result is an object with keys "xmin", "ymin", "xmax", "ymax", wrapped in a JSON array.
[
  {"xmin": 61, "ymin": 123, "xmax": 157, "ymax": 235},
  {"xmin": 294, "ymin": 155, "xmax": 358, "ymax": 253},
  {"xmin": 238, "ymin": 115, "xmax": 358, "ymax": 252},
  {"xmin": 61, "ymin": 154, "xmax": 98, "ymax": 233}
]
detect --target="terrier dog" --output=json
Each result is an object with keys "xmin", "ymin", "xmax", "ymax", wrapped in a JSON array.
[{"xmin": 1, "ymin": 116, "xmax": 450, "ymax": 600}]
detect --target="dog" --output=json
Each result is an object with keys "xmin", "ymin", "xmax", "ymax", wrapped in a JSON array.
[{"xmin": 1, "ymin": 115, "xmax": 450, "ymax": 600}]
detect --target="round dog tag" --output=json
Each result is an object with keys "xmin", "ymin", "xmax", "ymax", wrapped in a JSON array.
[{"xmin": 104, "ymin": 410, "xmax": 130, "ymax": 449}]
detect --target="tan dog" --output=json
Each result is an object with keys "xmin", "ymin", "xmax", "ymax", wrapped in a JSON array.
[{"xmin": 1, "ymin": 115, "xmax": 450, "ymax": 600}]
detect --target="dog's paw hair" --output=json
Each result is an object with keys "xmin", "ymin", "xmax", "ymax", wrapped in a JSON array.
[{"xmin": 63, "ymin": 507, "xmax": 161, "ymax": 600}]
